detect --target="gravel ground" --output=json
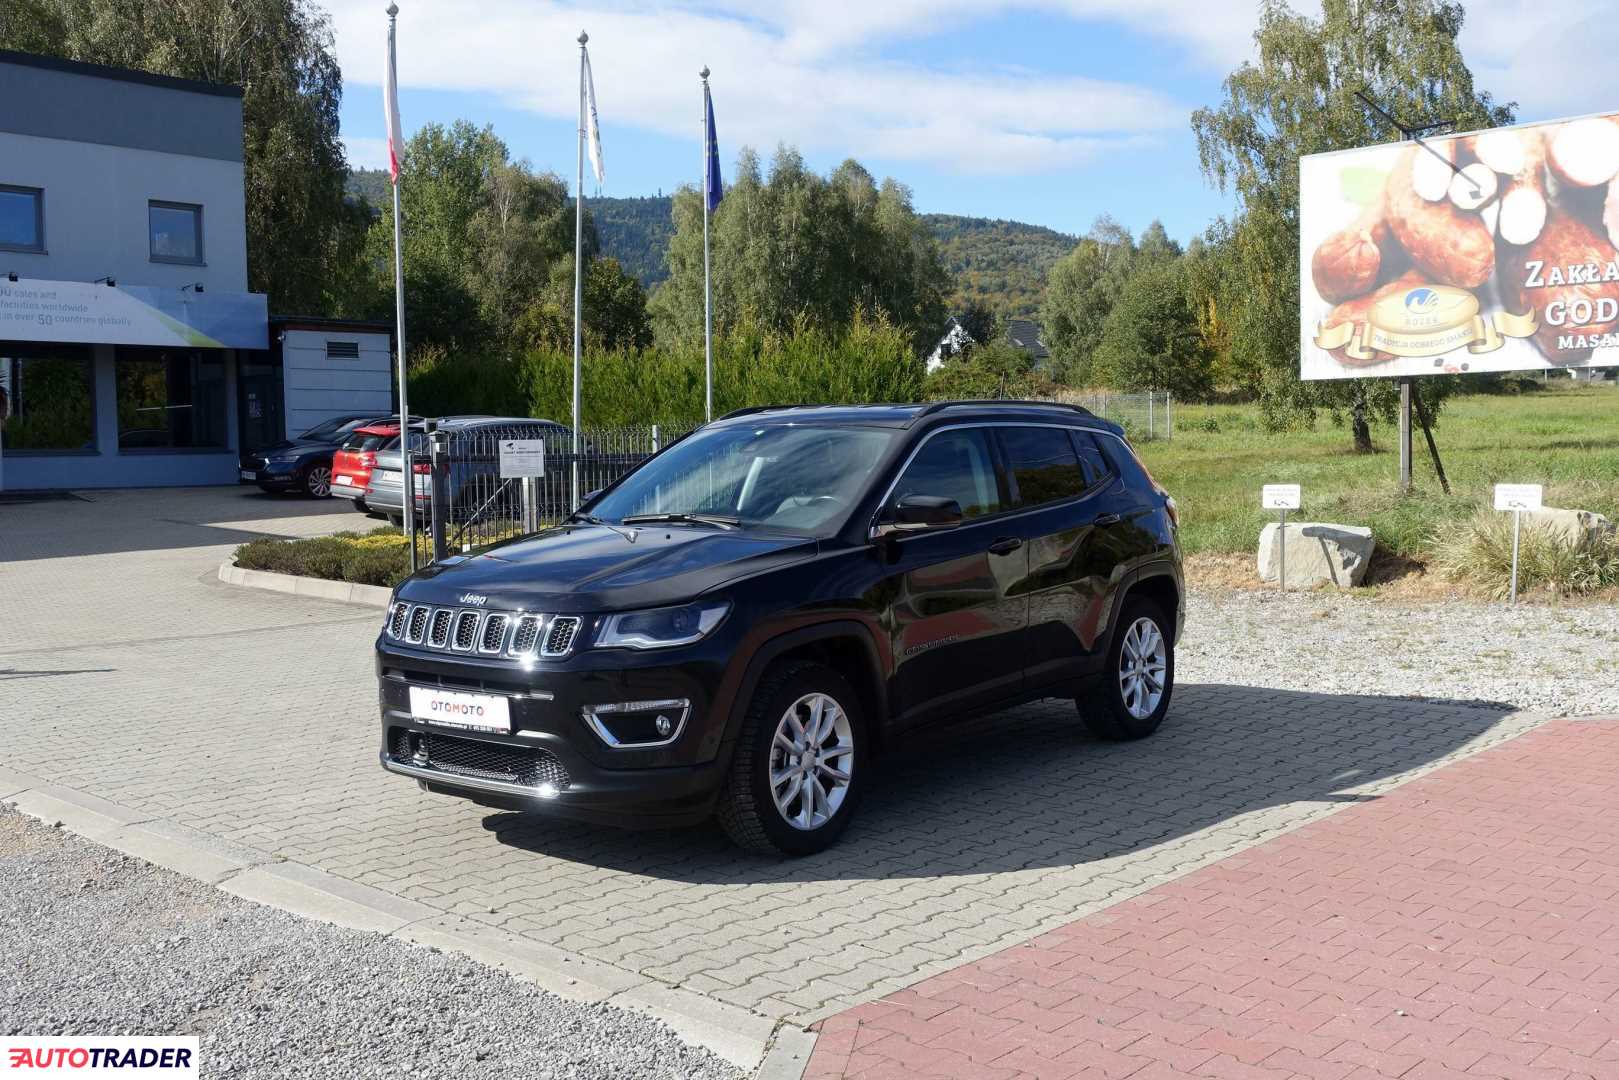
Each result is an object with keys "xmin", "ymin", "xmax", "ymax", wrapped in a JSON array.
[
  {"xmin": 0, "ymin": 809, "xmax": 741, "ymax": 1080},
  {"xmin": 1180, "ymin": 586, "xmax": 1619, "ymax": 716}
]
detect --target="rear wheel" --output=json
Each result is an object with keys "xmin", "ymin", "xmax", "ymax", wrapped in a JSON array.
[
  {"xmin": 1079, "ymin": 595, "xmax": 1174, "ymax": 740},
  {"xmin": 717, "ymin": 661, "xmax": 866, "ymax": 856}
]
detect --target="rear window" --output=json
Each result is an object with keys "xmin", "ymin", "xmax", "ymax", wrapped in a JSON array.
[
  {"xmin": 1069, "ymin": 431, "xmax": 1115, "ymax": 488},
  {"xmin": 999, "ymin": 426, "xmax": 1087, "ymax": 507},
  {"xmin": 341, "ymin": 434, "xmax": 388, "ymax": 452}
]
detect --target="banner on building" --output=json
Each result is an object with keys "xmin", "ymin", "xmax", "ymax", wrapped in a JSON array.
[
  {"xmin": 0, "ymin": 279, "xmax": 268, "ymax": 350},
  {"xmin": 1300, "ymin": 110, "xmax": 1619, "ymax": 380}
]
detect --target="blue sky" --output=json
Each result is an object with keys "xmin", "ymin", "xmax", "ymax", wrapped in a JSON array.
[{"xmin": 327, "ymin": 1, "xmax": 1619, "ymax": 245}]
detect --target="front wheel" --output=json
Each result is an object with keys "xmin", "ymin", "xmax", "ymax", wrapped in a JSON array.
[
  {"xmin": 303, "ymin": 464, "xmax": 333, "ymax": 498},
  {"xmin": 717, "ymin": 662, "xmax": 866, "ymax": 856},
  {"xmin": 1080, "ymin": 595, "xmax": 1174, "ymax": 740}
]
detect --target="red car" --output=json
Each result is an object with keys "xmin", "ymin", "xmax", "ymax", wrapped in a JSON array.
[{"xmin": 331, "ymin": 423, "xmax": 399, "ymax": 514}]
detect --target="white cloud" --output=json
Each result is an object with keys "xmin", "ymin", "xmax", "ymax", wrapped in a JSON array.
[
  {"xmin": 1457, "ymin": 1, "xmax": 1619, "ymax": 124},
  {"xmin": 324, "ymin": 0, "xmax": 1201, "ymax": 175},
  {"xmin": 342, "ymin": 135, "xmax": 391, "ymax": 171}
]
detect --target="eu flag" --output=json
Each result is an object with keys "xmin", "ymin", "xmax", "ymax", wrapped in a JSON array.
[{"xmin": 704, "ymin": 86, "xmax": 722, "ymax": 212}]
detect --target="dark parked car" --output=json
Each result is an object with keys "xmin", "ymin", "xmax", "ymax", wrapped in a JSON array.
[
  {"xmin": 239, "ymin": 414, "xmax": 395, "ymax": 498},
  {"xmin": 375, "ymin": 402, "xmax": 1183, "ymax": 855}
]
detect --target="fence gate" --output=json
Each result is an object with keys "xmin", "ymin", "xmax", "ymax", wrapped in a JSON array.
[{"xmin": 426, "ymin": 423, "xmax": 689, "ymax": 559}]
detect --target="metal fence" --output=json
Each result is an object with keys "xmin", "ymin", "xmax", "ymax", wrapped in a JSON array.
[
  {"xmin": 419, "ymin": 397, "xmax": 1170, "ymax": 563},
  {"xmin": 424, "ymin": 422, "xmax": 692, "ymax": 556},
  {"xmin": 1037, "ymin": 391, "xmax": 1173, "ymax": 441}
]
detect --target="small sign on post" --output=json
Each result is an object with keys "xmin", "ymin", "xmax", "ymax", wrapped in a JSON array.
[
  {"xmin": 498, "ymin": 439, "xmax": 546, "ymax": 479},
  {"xmin": 1494, "ymin": 483, "xmax": 1543, "ymax": 604},
  {"xmin": 1262, "ymin": 484, "xmax": 1302, "ymax": 593}
]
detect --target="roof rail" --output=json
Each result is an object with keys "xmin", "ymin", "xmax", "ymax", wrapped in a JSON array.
[
  {"xmin": 714, "ymin": 404, "xmax": 790, "ymax": 421},
  {"xmin": 916, "ymin": 399, "xmax": 1099, "ymax": 420}
]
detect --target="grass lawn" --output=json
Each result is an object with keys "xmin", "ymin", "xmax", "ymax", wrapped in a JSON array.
[{"xmin": 1136, "ymin": 382, "xmax": 1619, "ymax": 560}]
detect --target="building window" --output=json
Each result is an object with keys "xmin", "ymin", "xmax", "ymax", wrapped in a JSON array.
[
  {"xmin": 0, "ymin": 185, "xmax": 44, "ymax": 253},
  {"xmin": 0, "ymin": 345, "xmax": 94, "ymax": 452},
  {"xmin": 149, "ymin": 201, "xmax": 204, "ymax": 264},
  {"xmin": 116, "ymin": 347, "xmax": 226, "ymax": 450}
]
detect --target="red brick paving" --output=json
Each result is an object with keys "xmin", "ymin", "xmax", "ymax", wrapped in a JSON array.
[{"xmin": 804, "ymin": 719, "xmax": 1619, "ymax": 1079}]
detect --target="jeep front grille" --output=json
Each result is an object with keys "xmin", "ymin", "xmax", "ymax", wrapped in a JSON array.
[
  {"xmin": 428, "ymin": 608, "xmax": 453, "ymax": 648},
  {"xmin": 386, "ymin": 606, "xmax": 578, "ymax": 659},
  {"xmin": 479, "ymin": 614, "xmax": 509, "ymax": 654},
  {"xmin": 388, "ymin": 727, "xmax": 570, "ymax": 791},
  {"xmin": 452, "ymin": 611, "xmax": 480, "ymax": 651},
  {"xmin": 511, "ymin": 615, "xmax": 542, "ymax": 655}
]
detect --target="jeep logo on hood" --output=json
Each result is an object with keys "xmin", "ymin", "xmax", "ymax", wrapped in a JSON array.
[{"xmin": 458, "ymin": 593, "xmax": 488, "ymax": 606}]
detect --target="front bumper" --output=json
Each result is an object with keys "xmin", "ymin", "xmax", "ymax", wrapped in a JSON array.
[{"xmin": 375, "ymin": 641, "xmax": 734, "ymax": 827}]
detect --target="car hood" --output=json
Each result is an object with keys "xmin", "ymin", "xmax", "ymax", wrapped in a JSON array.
[{"xmin": 395, "ymin": 524, "xmax": 820, "ymax": 612}]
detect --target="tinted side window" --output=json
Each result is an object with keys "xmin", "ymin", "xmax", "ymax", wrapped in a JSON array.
[
  {"xmin": 893, "ymin": 429, "xmax": 1003, "ymax": 519},
  {"xmin": 1070, "ymin": 430, "xmax": 1115, "ymax": 488},
  {"xmin": 1000, "ymin": 426, "xmax": 1086, "ymax": 507}
]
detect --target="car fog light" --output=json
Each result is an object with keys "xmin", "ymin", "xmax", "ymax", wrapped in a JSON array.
[
  {"xmin": 536, "ymin": 782, "xmax": 560, "ymax": 799},
  {"xmin": 582, "ymin": 698, "xmax": 691, "ymax": 748}
]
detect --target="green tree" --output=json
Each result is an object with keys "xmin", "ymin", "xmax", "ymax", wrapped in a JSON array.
[
  {"xmin": 1039, "ymin": 215, "xmax": 1138, "ymax": 386},
  {"xmin": 516, "ymin": 255, "xmax": 653, "ymax": 353},
  {"xmin": 652, "ymin": 146, "xmax": 949, "ymax": 352},
  {"xmin": 0, "ymin": 0, "xmax": 351, "ymax": 314},
  {"xmin": 362, "ymin": 121, "xmax": 605, "ymax": 354},
  {"xmin": 923, "ymin": 342, "xmax": 1053, "ymax": 401},
  {"xmin": 1190, "ymin": 0, "xmax": 1512, "ymax": 450},
  {"xmin": 1093, "ymin": 261, "xmax": 1214, "ymax": 399}
]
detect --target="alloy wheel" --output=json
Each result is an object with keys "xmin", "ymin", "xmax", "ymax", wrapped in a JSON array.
[
  {"xmin": 1118, "ymin": 616, "xmax": 1167, "ymax": 720},
  {"xmin": 769, "ymin": 692, "xmax": 854, "ymax": 831},
  {"xmin": 306, "ymin": 466, "xmax": 333, "ymax": 497}
]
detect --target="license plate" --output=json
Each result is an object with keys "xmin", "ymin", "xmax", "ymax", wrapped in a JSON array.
[
  {"xmin": 408, "ymin": 686, "xmax": 510, "ymax": 734},
  {"xmin": 239, "ymin": 469, "xmax": 255, "ymax": 480},
  {"xmin": 335, "ymin": 474, "xmax": 353, "ymax": 485}
]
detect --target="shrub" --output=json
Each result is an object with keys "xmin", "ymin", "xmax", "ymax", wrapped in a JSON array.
[{"xmin": 1430, "ymin": 512, "xmax": 1619, "ymax": 598}]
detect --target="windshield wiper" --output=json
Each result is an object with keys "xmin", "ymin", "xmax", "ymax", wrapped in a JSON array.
[
  {"xmin": 562, "ymin": 511, "xmax": 639, "ymax": 541},
  {"xmin": 620, "ymin": 512, "xmax": 740, "ymax": 530}
]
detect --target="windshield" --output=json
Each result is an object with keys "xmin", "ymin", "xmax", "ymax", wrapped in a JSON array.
[
  {"xmin": 589, "ymin": 424, "xmax": 898, "ymax": 535},
  {"xmin": 298, "ymin": 416, "xmax": 361, "ymax": 443}
]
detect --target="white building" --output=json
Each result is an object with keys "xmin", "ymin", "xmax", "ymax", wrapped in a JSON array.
[{"xmin": 0, "ymin": 50, "xmax": 392, "ymax": 491}]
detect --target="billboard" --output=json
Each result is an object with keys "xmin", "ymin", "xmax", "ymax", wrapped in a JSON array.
[
  {"xmin": 0, "ymin": 279, "xmax": 267, "ymax": 350},
  {"xmin": 1300, "ymin": 110, "xmax": 1619, "ymax": 380}
]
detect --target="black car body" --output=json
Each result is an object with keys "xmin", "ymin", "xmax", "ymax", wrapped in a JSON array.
[
  {"xmin": 239, "ymin": 414, "xmax": 393, "ymax": 497},
  {"xmin": 376, "ymin": 402, "xmax": 1183, "ymax": 854}
]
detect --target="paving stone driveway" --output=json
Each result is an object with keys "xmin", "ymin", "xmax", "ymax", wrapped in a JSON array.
[{"xmin": 0, "ymin": 489, "xmax": 1546, "ymax": 1028}]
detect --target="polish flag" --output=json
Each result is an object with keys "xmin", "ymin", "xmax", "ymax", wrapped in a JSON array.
[{"xmin": 384, "ymin": 14, "xmax": 404, "ymax": 184}]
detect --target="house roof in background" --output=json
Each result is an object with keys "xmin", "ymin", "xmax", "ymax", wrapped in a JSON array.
[{"xmin": 1005, "ymin": 318, "xmax": 1049, "ymax": 360}]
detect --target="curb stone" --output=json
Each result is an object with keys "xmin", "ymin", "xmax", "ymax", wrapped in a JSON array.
[
  {"xmin": 0, "ymin": 771, "xmax": 790, "ymax": 1074},
  {"xmin": 217, "ymin": 561, "xmax": 393, "ymax": 608}
]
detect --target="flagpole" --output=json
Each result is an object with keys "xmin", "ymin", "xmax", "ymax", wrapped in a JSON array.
[
  {"xmin": 387, "ymin": 2, "xmax": 415, "ymax": 570},
  {"xmin": 701, "ymin": 66, "xmax": 713, "ymax": 424},
  {"xmin": 572, "ymin": 30, "xmax": 587, "ymax": 510}
]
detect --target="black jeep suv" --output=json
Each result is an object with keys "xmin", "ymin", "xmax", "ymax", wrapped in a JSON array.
[{"xmin": 376, "ymin": 402, "xmax": 1182, "ymax": 855}]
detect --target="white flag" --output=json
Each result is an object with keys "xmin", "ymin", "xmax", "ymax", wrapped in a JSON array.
[
  {"xmin": 384, "ymin": 17, "xmax": 404, "ymax": 184},
  {"xmin": 583, "ymin": 47, "xmax": 604, "ymax": 184}
]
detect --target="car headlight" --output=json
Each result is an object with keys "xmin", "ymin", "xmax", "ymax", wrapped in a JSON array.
[{"xmin": 594, "ymin": 600, "xmax": 730, "ymax": 650}]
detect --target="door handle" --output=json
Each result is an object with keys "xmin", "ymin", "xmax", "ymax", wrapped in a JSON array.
[
  {"xmin": 1092, "ymin": 513, "xmax": 1122, "ymax": 526},
  {"xmin": 987, "ymin": 536, "xmax": 1023, "ymax": 556}
]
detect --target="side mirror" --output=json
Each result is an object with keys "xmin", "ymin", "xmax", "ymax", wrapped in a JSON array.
[{"xmin": 888, "ymin": 494, "xmax": 963, "ymax": 533}]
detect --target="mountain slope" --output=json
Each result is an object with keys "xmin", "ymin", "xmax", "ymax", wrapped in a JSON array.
[{"xmin": 345, "ymin": 176, "xmax": 1077, "ymax": 317}]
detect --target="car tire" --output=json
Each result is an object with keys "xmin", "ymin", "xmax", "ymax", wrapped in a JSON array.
[
  {"xmin": 717, "ymin": 661, "xmax": 866, "ymax": 856},
  {"xmin": 353, "ymin": 498, "xmax": 370, "ymax": 514},
  {"xmin": 303, "ymin": 465, "xmax": 333, "ymax": 498},
  {"xmin": 1079, "ymin": 595, "xmax": 1174, "ymax": 741}
]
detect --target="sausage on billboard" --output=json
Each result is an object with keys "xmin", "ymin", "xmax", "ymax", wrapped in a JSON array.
[{"xmin": 1299, "ymin": 111, "xmax": 1619, "ymax": 379}]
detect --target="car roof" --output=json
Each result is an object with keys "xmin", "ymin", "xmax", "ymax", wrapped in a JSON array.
[{"xmin": 709, "ymin": 401, "xmax": 1121, "ymax": 435}]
